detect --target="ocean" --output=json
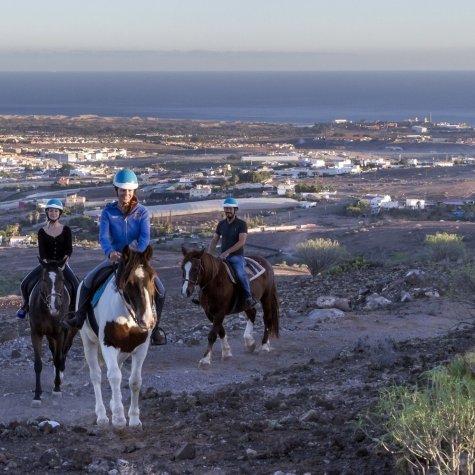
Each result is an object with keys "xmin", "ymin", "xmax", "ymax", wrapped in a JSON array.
[{"xmin": 0, "ymin": 71, "xmax": 474, "ymax": 126}]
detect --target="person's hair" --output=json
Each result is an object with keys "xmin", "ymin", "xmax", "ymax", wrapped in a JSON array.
[
  {"xmin": 116, "ymin": 193, "xmax": 139, "ymax": 215},
  {"xmin": 45, "ymin": 207, "xmax": 62, "ymax": 222}
]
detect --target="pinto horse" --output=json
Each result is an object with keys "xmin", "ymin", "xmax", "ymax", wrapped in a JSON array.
[
  {"xmin": 181, "ymin": 247, "xmax": 279, "ymax": 367},
  {"xmin": 28, "ymin": 257, "xmax": 77, "ymax": 406},
  {"xmin": 79, "ymin": 245, "xmax": 156, "ymax": 429}
]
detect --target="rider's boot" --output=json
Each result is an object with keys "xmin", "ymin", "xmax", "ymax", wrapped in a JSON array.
[
  {"xmin": 150, "ymin": 293, "xmax": 166, "ymax": 346},
  {"xmin": 244, "ymin": 295, "xmax": 258, "ymax": 309},
  {"xmin": 65, "ymin": 284, "xmax": 91, "ymax": 329}
]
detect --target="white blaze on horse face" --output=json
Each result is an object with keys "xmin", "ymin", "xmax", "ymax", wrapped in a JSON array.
[
  {"xmin": 48, "ymin": 271, "xmax": 58, "ymax": 314},
  {"xmin": 182, "ymin": 261, "xmax": 192, "ymax": 296},
  {"xmin": 135, "ymin": 266, "xmax": 155, "ymax": 329}
]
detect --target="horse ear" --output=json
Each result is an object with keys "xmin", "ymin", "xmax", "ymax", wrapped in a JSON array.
[
  {"xmin": 182, "ymin": 245, "xmax": 188, "ymax": 256},
  {"xmin": 198, "ymin": 249, "xmax": 205, "ymax": 257},
  {"xmin": 145, "ymin": 245, "xmax": 153, "ymax": 261},
  {"xmin": 38, "ymin": 256, "xmax": 46, "ymax": 266},
  {"xmin": 59, "ymin": 257, "xmax": 68, "ymax": 270},
  {"xmin": 122, "ymin": 245, "xmax": 130, "ymax": 261}
]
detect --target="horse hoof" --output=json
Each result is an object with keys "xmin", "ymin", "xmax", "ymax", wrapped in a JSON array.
[
  {"xmin": 198, "ymin": 359, "xmax": 211, "ymax": 368},
  {"xmin": 245, "ymin": 342, "xmax": 256, "ymax": 353},
  {"xmin": 112, "ymin": 417, "xmax": 127, "ymax": 429},
  {"xmin": 129, "ymin": 420, "xmax": 143, "ymax": 430},
  {"xmin": 31, "ymin": 399, "xmax": 42, "ymax": 408},
  {"xmin": 97, "ymin": 417, "xmax": 109, "ymax": 427},
  {"xmin": 52, "ymin": 391, "xmax": 62, "ymax": 398},
  {"xmin": 222, "ymin": 353, "xmax": 233, "ymax": 360},
  {"xmin": 260, "ymin": 343, "xmax": 271, "ymax": 353}
]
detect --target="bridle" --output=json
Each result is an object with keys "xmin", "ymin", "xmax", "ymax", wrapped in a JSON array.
[
  {"xmin": 115, "ymin": 266, "xmax": 155, "ymax": 328},
  {"xmin": 39, "ymin": 276, "xmax": 68, "ymax": 316},
  {"xmin": 183, "ymin": 258, "xmax": 211, "ymax": 290}
]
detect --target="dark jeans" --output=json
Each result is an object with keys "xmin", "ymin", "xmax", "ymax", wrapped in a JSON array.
[{"xmin": 226, "ymin": 255, "xmax": 252, "ymax": 299}]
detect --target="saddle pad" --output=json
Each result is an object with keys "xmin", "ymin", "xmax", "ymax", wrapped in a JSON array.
[
  {"xmin": 224, "ymin": 257, "xmax": 266, "ymax": 284},
  {"xmin": 91, "ymin": 274, "xmax": 114, "ymax": 307}
]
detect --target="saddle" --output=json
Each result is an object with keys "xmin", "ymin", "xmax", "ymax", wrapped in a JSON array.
[
  {"xmin": 86, "ymin": 266, "xmax": 116, "ymax": 335},
  {"xmin": 223, "ymin": 257, "xmax": 266, "ymax": 284}
]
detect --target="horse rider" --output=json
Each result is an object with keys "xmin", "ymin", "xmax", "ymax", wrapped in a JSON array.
[
  {"xmin": 208, "ymin": 197, "xmax": 257, "ymax": 309},
  {"xmin": 65, "ymin": 168, "xmax": 166, "ymax": 346},
  {"xmin": 17, "ymin": 198, "xmax": 80, "ymax": 319}
]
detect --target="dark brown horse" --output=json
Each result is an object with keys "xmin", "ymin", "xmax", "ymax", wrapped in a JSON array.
[
  {"xmin": 181, "ymin": 247, "xmax": 279, "ymax": 367},
  {"xmin": 28, "ymin": 257, "xmax": 77, "ymax": 406}
]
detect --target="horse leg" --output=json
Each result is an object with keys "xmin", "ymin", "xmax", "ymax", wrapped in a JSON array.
[
  {"xmin": 128, "ymin": 345, "xmax": 148, "ymax": 429},
  {"xmin": 80, "ymin": 331, "xmax": 109, "ymax": 426},
  {"xmin": 31, "ymin": 333, "xmax": 43, "ymax": 407},
  {"xmin": 102, "ymin": 345, "xmax": 127, "ymax": 428},
  {"xmin": 199, "ymin": 319, "xmax": 221, "ymax": 367},
  {"xmin": 218, "ymin": 324, "xmax": 233, "ymax": 360},
  {"xmin": 243, "ymin": 308, "xmax": 257, "ymax": 352},
  {"xmin": 260, "ymin": 289, "xmax": 280, "ymax": 353},
  {"xmin": 47, "ymin": 335, "xmax": 63, "ymax": 395}
]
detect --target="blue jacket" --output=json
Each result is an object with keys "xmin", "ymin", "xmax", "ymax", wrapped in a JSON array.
[{"xmin": 99, "ymin": 201, "xmax": 150, "ymax": 257}]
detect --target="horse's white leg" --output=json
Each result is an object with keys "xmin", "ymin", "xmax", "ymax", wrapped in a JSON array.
[
  {"xmin": 102, "ymin": 345, "xmax": 126, "ymax": 429},
  {"xmin": 128, "ymin": 344, "xmax": 147, "ymax": 428},
  {"xmin": 80, "ymin": 331, "xmax": 108, "ymax": 426},
  {"xmin": 244, "ymin": 320, "xmax": 256, "ymax": 352},
  {"xmin": 220, "ymin": 335, "xmax": 233, "ymax": 360},
  {"xmin": 261, "ymin": 341, "xmax": 271, "ymax": 353},
  {"xmin": 199, "ymin": 350, "xmax": 212, "ymax": 368}
]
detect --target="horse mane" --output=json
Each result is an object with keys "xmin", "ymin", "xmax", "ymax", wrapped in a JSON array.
[{"xmin": 204, "ymin": 252, "xmax": 221, "ymax": 281}]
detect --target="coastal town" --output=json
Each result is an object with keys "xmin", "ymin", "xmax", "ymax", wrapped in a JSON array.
[{"xmin": 0, "ymin": 114, "xmax": 475, "ymax": 247}]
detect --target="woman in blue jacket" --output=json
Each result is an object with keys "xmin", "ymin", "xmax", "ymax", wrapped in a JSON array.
[{"xmin": 66, "ymin": 169, "xmax": 166, "ymax": 345}]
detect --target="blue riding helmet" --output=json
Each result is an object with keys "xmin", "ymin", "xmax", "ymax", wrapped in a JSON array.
[
  {"xmin": 45, "ymin": 198, "xmax": 64, "ymax": 211},
  {"xmin": 113, "ymin": 169, "xmax": 138, "ymax": 190},
  {"xmin": 223, "ymin": 197, "xmax": 239, "ymax": 208}
]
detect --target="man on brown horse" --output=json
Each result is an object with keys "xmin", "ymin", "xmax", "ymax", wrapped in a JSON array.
[{"xmin": 208, "ymin": 197, "xmax": 257, "ymax": 309}]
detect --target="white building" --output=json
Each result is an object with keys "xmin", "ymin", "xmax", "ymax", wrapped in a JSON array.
[
  {"xmin": 189, "ymin": 185, "xmax": 212, "ymax": 199},
  {"xmin": 406, "ymin": 198, "xmax": 426, "ymax": 209},
  {"xmin": 369, "ymin": 195, "xmax": 392, "ymax": 208},
  {"xmin": 277, "ymin": 181, "xmax": 296, "ymax": 196}
]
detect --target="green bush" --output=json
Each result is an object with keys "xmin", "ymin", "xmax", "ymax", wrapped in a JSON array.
[
  {"xmin": 375, "ymin": 354, "xmax": 475, "ymax": 474},
  {"xmin": 424, "ymin": 232, "xmax": 466, "ymax": 262},
  {"xmin": 444, "ymin": 262, "xmax": 475, "ymax": 299},
  {"xmin": 294, "ymin": 238, "xmax": 347, "ymax": 276},
  {"xmin": 0, "ymin": 273, "xmax": 23, "ymax": 297},
  {"xmin": 328, "ymin": 255, "xmax": 372, "ymax": 274}
]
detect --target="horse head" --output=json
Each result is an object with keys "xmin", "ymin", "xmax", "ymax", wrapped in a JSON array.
[
  {"xmin": 181, "ymin": 246, "xmax": 221, "ymax": 298},
  {"xmin": 37, "ymin": 256, "xmax": 68, "ymax": 317},
  {"xmin": 181, "ymin": 247, "xmax": 204, "ymax": 297},
  {"xmin": 116, "ymin": 245, "xmax": 156, "ymax": 330}
]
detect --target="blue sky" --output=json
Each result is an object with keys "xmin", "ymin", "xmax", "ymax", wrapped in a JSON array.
[{"xmin": 1, "ymin": 0, "xmax": 474, "ymax": 71}]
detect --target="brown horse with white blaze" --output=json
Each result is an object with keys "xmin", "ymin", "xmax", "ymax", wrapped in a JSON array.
[
  {"xmin": 28, "ymin": 257, "xmax": 77, "ymax": 406},
  {"xmin": 181, "ymin": 247, "xmax": 279, "ymax": 367}
]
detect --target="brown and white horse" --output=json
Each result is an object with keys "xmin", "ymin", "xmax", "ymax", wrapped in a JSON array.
[
  {"xmin": 79, "ymin": 245, "xmax": 156, "ymax": 429},
  {"xmin": 28, "ymin": 257, "xmax": 77, "ymax": 406},
  {"xmin": 181, "ymin": 248, "xmax": 279, "ymax": 367}
]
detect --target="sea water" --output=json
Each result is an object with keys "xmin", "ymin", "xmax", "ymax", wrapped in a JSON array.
[{"xmin": 0, "ymin": 71, "xmax": 474, "ymax": 125}]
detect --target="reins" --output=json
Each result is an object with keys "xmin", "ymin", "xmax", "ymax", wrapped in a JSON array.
[{"xmin": 184, "ymin": 254, "xmax": 220, "ymax": 292}]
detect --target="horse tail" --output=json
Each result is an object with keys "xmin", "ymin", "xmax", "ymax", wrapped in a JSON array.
[{"xmin": 267, "ymin": 281, "xmax": 280, "ymax": 338}]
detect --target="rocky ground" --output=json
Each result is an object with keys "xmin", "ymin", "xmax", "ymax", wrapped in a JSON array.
[{"xmin": 1, "ymin": 253, "xmax": 475, "ymax": 475}]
